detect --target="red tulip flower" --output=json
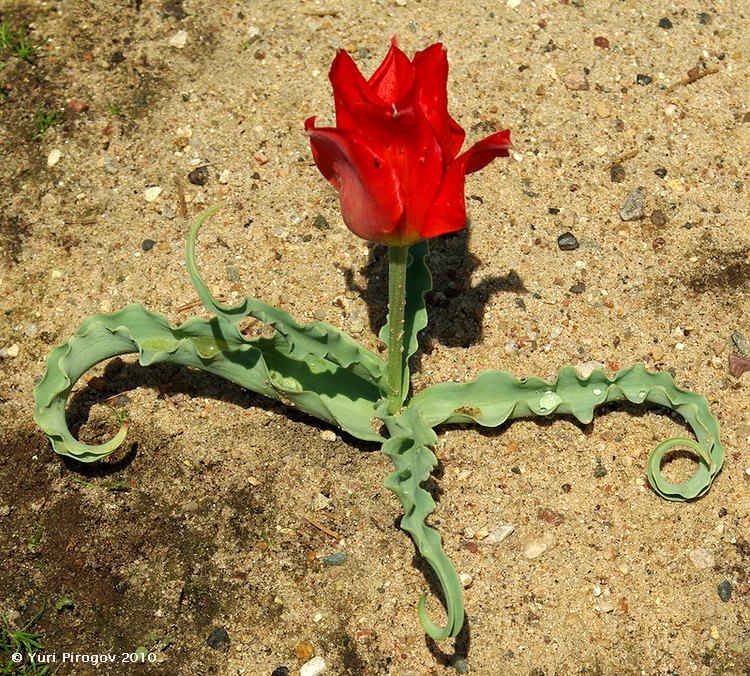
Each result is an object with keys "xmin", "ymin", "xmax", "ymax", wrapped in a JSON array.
[{"xmin": 306, "ymin": 39, "xmax": 512, "ymax": 247}]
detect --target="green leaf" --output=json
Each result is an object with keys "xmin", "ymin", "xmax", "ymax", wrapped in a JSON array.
[
  {"xmin": 33, "ymin": 304, "xmax": 386, "ymax": 462},
  {"xmin": 186, "ymin": 203, "xmax": 389, "ymax": 391},
  {"xmin": 380, "ymin": 406, "xmax": 463, "ymax": 640},
  {"xmin": 410, "ymin": 364, "xmax": 724, "ymax": 501}
]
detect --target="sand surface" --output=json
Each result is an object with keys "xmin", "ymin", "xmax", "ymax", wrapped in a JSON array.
[{"xmin": 1, "ymin": 1, "xmax": 749, "ymax": 674}]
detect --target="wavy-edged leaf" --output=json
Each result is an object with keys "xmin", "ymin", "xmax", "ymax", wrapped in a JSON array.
[
  {"xmin": 33, "ymin": 304, "xmax": 386, "ymax": 462},
  {"xmin": 186, "ymin": 203, "xmax": 389, "ymax": 391},
  {"xmin": 380, "ymin": 406, "xmax": 463, "ymax": 640},
  {"xmin": 410, "ymin": 364, "xmax": 723, "ymax": 501}
]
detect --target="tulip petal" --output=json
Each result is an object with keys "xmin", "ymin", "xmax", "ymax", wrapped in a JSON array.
[
  {"xmin": 306, "ymin": 120, "xmax": 405, "ymax": 242},
  {"xmin": 330, "ymin": 50, "xmax": 388, "ymax": 132},
  {"xmin": 461, "ymin": 129, "xmax": 512, "ymax": 174},
  {"xmin": 411, "ymin": 43, "xmax": 465, "ymax": 158},
  {"xmin": 368, "ymin": 39, "xmax": 415, "ymax": 105},
  {"xmin": 422, "ymin": 130, "xmax": 512, "ymax": 239}
]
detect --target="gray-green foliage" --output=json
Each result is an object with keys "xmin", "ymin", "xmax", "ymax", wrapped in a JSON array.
[{"xmin": 33, "ymin": 206, "xmax": 725, "ymax": 641}]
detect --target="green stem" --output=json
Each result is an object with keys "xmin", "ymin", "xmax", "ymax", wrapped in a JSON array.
[{"xmin": 387, "ymin": 245, "xmax": 409, "ymax": 413}]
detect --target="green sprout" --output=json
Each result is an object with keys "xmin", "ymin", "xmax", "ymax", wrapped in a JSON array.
[
  {"xmin": 33, "ymin": 108, "xmax": 62, "ymax": 140},
  {"xmin": 27, "ymin": 523, "xmax": 43, "ymax": 552},
  {"xmin": 0, "ymin": 18, "xmax": 37, "ymax": 63},
  {"xmin": 105, "ymin": 99, "xmax": 123, "ymax": 116},
  {"xmin": 0, "ymin": 603, "xmax": 50, "ymax": 675}
]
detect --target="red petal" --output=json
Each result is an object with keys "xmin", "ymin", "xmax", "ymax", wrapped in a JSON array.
[
  {"xmin": 307, "ymin": 123, "xmax": 404, "ymax": 242},
  {"xmin": 460, "ymin": 129, "xmax": 512, "ymax": 174},
  {"xmin": 329, "ymin": 50, "xmax": 387, "ymax": 132},
  {"xmin": 411, "ymin": 43, "xmax": 465, "ymax": 158},
  {"xmin": 368, "ymin": 40, "xmax": 415, "ymax": 105}
]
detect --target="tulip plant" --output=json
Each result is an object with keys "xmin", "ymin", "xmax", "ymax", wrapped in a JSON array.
[{"xmin": 34, "ymin": 40, "xmax": 724, "ymax": 641}]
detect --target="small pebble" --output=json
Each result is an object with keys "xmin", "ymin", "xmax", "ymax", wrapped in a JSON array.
[
  {"xmin": 103, "ymin": 157, "xmax": 120, "ymax": 174},
  {"xmin": 67, "ymin": 98, "xmax": 89, "ymax": 113},
  {"xmin": 484, "ymin": 523, "xmax": 516, "ymax": 543},
  {"xmin": 650, "ymin": 209, "xmax": 666, "ymax": 227},
  {"xmin": 593, "ymin": 458, "xmax": 608, "ymax": 478},
  {"xmin": 218, "ymin": 169, "xmax": 231, "ymax": 184},
  {"xmin": 271, "ymin": 668, "xmax": 290, "ymax": 676},
  {"xmin": 296, "ymin": 642, "xmax": 315, "ymax": 660},
  {"xmin": 610, "ymin": 164, "xmax": 626, "ymax": 183},
  {"xmin": 312, "ymin": 215, "xmax": 330, "ymax": 230},
  {"xmin": 459, "ymin": 572, "xmax": 473, "ymax": 589},
  {"xmin": 206, "ymin": 627, "xmax": 230, "ymax": 651},
  {"xmin": 658, "ymin": 17, "xmax": 673, "ymax": 29},
  {"xmin": 323, "ymin": 552, "xmax": 347, "ymax": 566},
  {"xmin": 144, "ymin": 186, "xmax": 163, "ymax": 202},
  {"xmin": 636, "ymin": 74, "xmax": 653, "ymax": 86},
  {"xmin": 300, "ymin": 655, "xmax": 327, "ymax": 676},
  {"xmin": 319, "ymin": 429, "xmax": 337, "ymax": 442},
  {"xmin": 47, "ymin": 149, "xmax": 62, "ymax": 167},
  {"xmin": 729, "ymin": 353, "xmax": 750, "ymax": 378},
  {"xmin": 731, "ymin": 331, "xmax": 749, "ymax": 356},
  {"xmin": 169, "ymin": 30, "xmax": 188, "ymax": 48},
  {"xmin": 188, "ymin": 166, "xmax": 209, "ymax": 186},
  {"xmin": 717, "ymin": 579, "xmax": 732, "ymax": 602},
  {"xmin": 569, "ymin": 282, "xmax": 586, "ymax": 294},
  {"xmin": 1, "ymin": 344, "xmax": 20, "ymax": 358},
  {"xmin": 453, "ymin": 657, "xmax": 470, "ymax": 674},
  {"xmin": 557, "ymin": 232, "xmax": 579, "ymax": 251},
  {"xmin": 593, "ymin": 36, "xmax": 610, "ymax": 48},
  {"xmin": 141, "ymin": 239, "xmax": 156, "ymax": 252},
  {"xmin": 654, "ymin": 167, "xmax": 668, "ymax": 178},
  {"xmin": 689, "ymin": 548, "xmax": 715, "ymax": 570},
  {"xmin": 620, "ymin": 187, "xmax": 645, "ymax": 221},
  {"xmin": 523, "ymin": 532, "xmax": 556, "ymax": 559},
  {"xmin": 595, "ymin": 102, "xmax": 611, "ymax": 118},
  {"xmin": 564, "ymin": 70, "xmax": 589, "ymax": 91}
]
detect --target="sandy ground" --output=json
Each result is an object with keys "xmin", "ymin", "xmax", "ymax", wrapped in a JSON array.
[{"xmin": 1, "ymin": 1, "xmax": 750, "ymax": 674}]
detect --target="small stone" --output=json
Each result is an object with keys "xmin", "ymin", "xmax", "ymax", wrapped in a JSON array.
[
  {"xmin": 650, "ymin": 209, "xmax": 666, "ymax": 227},
  {"xmin": 729, "ymin": 353, "xmax": 750, "ymax": 378},
  {"xmin": 593, "ymin": 458, "xmax": 608, "ymax": 478},
  {"xmin": 569, "ymin": 282, "xmax": 586, "ymax": 294},
  {"xmin": 557, "ymin": 232, "xmax": 579, "ymax": 251},
  {"xmin": 453, "ymin": 657, "xmax": 470, "ymax": 674},
  {"xmin": 689, "ymin": 548, "xmax": 715, "ymax": 570},
  {"xmin": 319, "ymin": 430, "xmax": 337, "ymax": 442},
  {"xmin": 313, "ymin": 215, "xmax": 330, "ymax": 230},
  {"xmin": 596, "ymin": 598, "xmax": 616, "ymax": 613},
  {"xmin": 254, "ymin": 151, "xmax": 268, "ymax": 164},
  {"xmin": 218, "ymin": 169, "xmax": 231, "ymax": 184},
  {"xmin": 484, "ymin": 523, "xmax": 516, "ymax": 543},
  {"xmin": 658, "ymin": 17, "xmax": 673, "ymax": 29},
  {"xmin": 717, "ymin": 579, "xmax": 732, "ymax": 602},
  {"xmin": 144, "ymin": 186, "xmax": 163, "ymax": 202},
  {"xmin": 636, "ymin": 74, "xmax": 653, "ymax": 86},
  {"xmin": 620, "ymin": 187, "xmax": 645, "ymax": 221},
  {"xmin": 271, "ymin": 668, "xmax": 290, "ymax": 676},
  {"xmin": 459, "ymin": 572, "xmax": 473, "ymax": 589},
  {"xmin": 300, "ymin": 655, "xmax": 327, "ymax": 676},
  {"xmin": 169, "ymin": 30, "xmax": 188, "ymax": 48},
  {"xmin": 188, "ymin": 166, "xmax": 209, "ymax": 186},
  {"xmin": 564, "ymin": 70, "xmax": 589, "ymax": 91},
  {"xmin": 295, "ymin": 642, "xmax": 315, "ymax": 660},
  {"xmin": 141, "ymin": 239, "xmax": 156, "ymax": 252},
  {"xmin": 103, "ymin": 157, "xmax": 120, "ymax": 174},
  {"xmin": 3, "ymin": 344, "xmax": 20, "ymax": 358},
  {"xmin": 575, "ymin": 361, "xmax": 605, "ymax": 378},
  {"xmin": 523, "ymin": 532, "xmax": 556, "ymax": 559},
  {"xmin": 206, "ymin": 627, "xmax": 230, "ymax": 651},
  {"xmin": 311, "ymin": 492, "xmax": 331, "ymax": 511},
  {"xmin": 323, "ymin": 552, "xmax": 347, "ymax": 566},
  {"xmin": 162, "ymin": 205, "xmax": 176, "ymax": 219},
  {"xmin": 67, "ymin": 98, "xmax": 89, "ymax": 113},
  {"xmin": 47, "ymin": 149, "xmax": 62, "ymax": 167},
  {"xmin": 731, "ymin": 331, "xmax": 749, "ymax": 356},
  {"xmin": 654, "ymin": 167, "xmax": 668, "ymax": 178},
  {"xmin": 593, "ymin": 36, "xmax": 609, "ymax": 49},
  {"xmin": 595, "ymin": 102, "xmax": 611, "ymax": 118},
  {"xmin": 610, "ymin": 164, "xmax": 626, "ymax": 183},
  {"xmin": 538, "ymin": 507, "xmax": 565, "ymax": 525}
]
